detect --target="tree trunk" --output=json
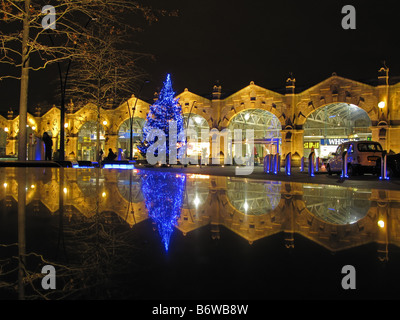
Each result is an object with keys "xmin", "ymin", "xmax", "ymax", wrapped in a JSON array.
[
  {"xmin": 97, "ymin": 106, "xmax": 100, "ymax": 162},
  {"xmin": 17, "ymin": 0, "xmax": 31, "ymax": 161}
]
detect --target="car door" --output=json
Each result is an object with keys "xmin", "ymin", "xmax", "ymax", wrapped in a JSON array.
[{"xmin": 332, "ymin": 145, "xmax": 342, "ymax": 171}]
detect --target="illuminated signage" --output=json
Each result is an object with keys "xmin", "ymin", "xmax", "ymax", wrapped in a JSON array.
[
  {"xmin": 320, "ymin": 138, "xmax": 361, "ymax": 146},
  {"xmin": 304, "ymin": 142, "xmax": 320, "ymax": 149}
]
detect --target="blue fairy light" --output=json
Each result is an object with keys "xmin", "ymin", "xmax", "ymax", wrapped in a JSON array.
[
  {"xmin": 138, "ymin": 74, "xmax": 185, "ymax": 158},
  {"xmin": 140, "ymin": 170, "xmax": 186, "ymax": 251}
]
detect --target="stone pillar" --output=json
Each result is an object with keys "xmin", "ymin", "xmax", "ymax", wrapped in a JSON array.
[
  {"xmin": 281, "ymin": 129, "xmax": 303, "ymax": 167},
  {"xmin": 292, "ymin": 129, "xmax": 304, "ymax": 167},
  {"xmin": 376, "ymin": 66, "xmax": 389, "ymax": 151},
  {"xmin": 6, "ymin": 110, "xmax": 16, "ymax": 156},
  {"xmin": 105, "ymin": 134, "xmax": 118, "ymax": 154},
  {"xmin": 388, "ymin": 126, "xmax": 400, "ymax": 153},
  {"xmin": 6, "ymin": 138, "xmax": 16, "ymax": 156},
  {"xmin": 280, "ymin": 130, "xmax": 292, "ymax": 162},
  {"xmin": 66, "ymin": 136, "xmax": 78, "ymax": 161},
  {"xmin": 371, "ymin": 125, "xmax": 388, "ymax": 152}
]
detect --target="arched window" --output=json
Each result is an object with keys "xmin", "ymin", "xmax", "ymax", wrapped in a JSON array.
[
  {"xmin": 228, "ymin": 109, "xmax": 281, "ymax": 163},
  {"xmin": 303, "ymin": 185, "xmax": 371, "ymax": 224},
  {"xmin": 304, "ymin": 103, "xmax": 371, "ymax": 159},
  {"xmin": 118, "ymin": 118, "xmax": 145, "ymax": 159},
  {"xmin": 227, "ymin": 180, "xmax": 281, "ymax": 215},
  {"xmin": 182, "ymin": 114, "xmax": 210, "ymax": 159},
  {"xmin": 78, "ymin": 121, "xmax": 105, "ymax": 161}
]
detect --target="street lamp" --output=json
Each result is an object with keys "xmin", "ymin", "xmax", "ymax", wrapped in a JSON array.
[
  {"xmin": 128, "ymin": 80, "xmax": 149, "ymax": 160},
  {"xmin": 182, "ymin": 101, "xmax": 197, "ymax": 166},
  {"xmin": 47, "ymin": 17, "xmax": 94, "ymax": 161}
]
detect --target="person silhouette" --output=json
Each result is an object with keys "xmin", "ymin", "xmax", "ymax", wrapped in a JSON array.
[
  {"xmin": 43, "ymin": 132, "xmax": 53, "ymax": 160},
  {"xmin": 105, "ymin": 148, "xmax": 117, "ymax": 161}
]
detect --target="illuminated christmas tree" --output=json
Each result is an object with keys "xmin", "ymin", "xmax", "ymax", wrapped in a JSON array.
[
  {"xmin": 138, "ymin": 74, "xmax": 184, "ymax": 162},
  {"xmin": 140, "ymin": 171, "xmax": 186, "ymax": 251}
]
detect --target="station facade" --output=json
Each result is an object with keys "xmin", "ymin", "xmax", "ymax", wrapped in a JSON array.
[{"xmin": 1, "ymin": 67, "xmax": 399, "ymax": 163}]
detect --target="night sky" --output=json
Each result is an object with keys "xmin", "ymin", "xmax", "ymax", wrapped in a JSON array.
[{"xmin": 1, "ymin": 0, "xmax": 399, "ymax": 113}]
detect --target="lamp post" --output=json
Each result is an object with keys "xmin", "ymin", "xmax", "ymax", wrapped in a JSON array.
[
  {"xmin": 128, "ymin": 80, "xmax": 149, "ymax": 160},
  {"xmin": 378, "ymin": 100, "xmax": 386, "ymax": 121},
  {"xmin": 183, "ymin": 101, "xmax": 197, "ymax": 165},
  {"xmin": 47, "ymin": 17, "xmax": 94, "ymax": 161}
]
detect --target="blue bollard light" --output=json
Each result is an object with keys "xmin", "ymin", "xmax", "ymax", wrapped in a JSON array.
[
  {"xmin": 379, "ymin": 154, "xmax": 389, "ymax": 180},
  {"xmin": 341, "ymin": 151, "xmax": 348, "ymax": 178},
  {"xmin": 274, "ymin": 154, "xmax": 280, "ymax": 175},
  {"xmin": 308, "ymin": 152, "xmax": 315, "ymax": 177},
  {"xmin": 285, "ymin": 152, "xmax": 291, "ymax": 176}
]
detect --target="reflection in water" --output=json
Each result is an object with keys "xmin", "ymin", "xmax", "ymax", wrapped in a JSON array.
[
  {"xmin": 140, "ymin": 171, "xmax": 186, "ymax": 251},
  {"xmin": 117, "ymin": 171, "xmax": 144, "ymax": 204},
  {"xmin": 303, "ymin": 185, "xmax": 371, "ymax": 224},
  {"xmin": 1, "ymin": 167, "xmax": 400, "ymax": 299},
  {"xmin": 227, "ymin": 179, "xmax": 281, "ymax": 215},
  {"xmin": 182, "ymin": 175, "xmax": 209, "ymax": 211}
]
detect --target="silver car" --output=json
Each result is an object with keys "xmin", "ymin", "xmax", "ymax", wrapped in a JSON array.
[{"xmin": 326, "ymin": 141, "xmax": 383, "ymax": 176}]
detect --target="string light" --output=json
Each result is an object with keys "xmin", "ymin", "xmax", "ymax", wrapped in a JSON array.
[{"xmin": 138, "ymin": 74, "xmax": 185, "ymax": 159}]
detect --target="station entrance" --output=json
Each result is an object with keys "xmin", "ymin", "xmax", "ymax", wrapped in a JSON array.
[
  {"xmin": 183, "ymin": 113, "xmax": 210, "ymax": 159},
  {"xmin": 118, "ymin": 118, "xmax": 145, "ymax": 159},
  {"xmin": 77, "ymin": 121, "xmax": 105, "ymax": 161},
  {"xmin": 228, "ymin": 109, "xmax": 281, "ymax": 164},
  {"xmin": 303, "ymin": 103, "xmax": 371, "ymax": 160}
]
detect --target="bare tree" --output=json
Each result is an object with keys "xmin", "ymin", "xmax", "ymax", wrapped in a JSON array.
[
  {"xmin": 65, "ymin": 23, "xmax": 150, "ymax": 161},
  {"xmin": 0, "ymin": 0, "xmax": 166, "ymax": 160}
]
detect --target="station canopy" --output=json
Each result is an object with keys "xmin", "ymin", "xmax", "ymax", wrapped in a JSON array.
[{"xmin": 304, "ymin": 103, "xmax": 371, "ymax": 138}]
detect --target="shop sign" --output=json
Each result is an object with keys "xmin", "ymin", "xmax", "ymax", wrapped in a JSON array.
[
  {"xmin": 304, "ymin": 142, "xmax": 320, "ymax": 149},
  {"xmin": 321, "ymin": 138, "xmax": 361, "ymax": 146}
]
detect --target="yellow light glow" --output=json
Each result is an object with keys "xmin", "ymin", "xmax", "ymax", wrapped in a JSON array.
[
  {"xmin": 32, "ymin": 126, "xmax": 36, "ymax": 131},
  {"xmin": 194, "ymin": 117, "xmax": 202, "ymax": 124},
  {"xmin": 102, "ymin": 120, "xmax": 108, "ymax": 126},
  {"xmin": 4, "ymin": 127, "xmax": 9, "ymax": 132},
  {"xmin": 63, "ymin": 187, "xmax": 67, "ymax": 194},
  {"xmin": 188, "ymin": 174, "xmax": 210, "ymax": 179},
  {"xmin": 3, "ymin": 183, "xmax": 7, "ymax": 188},
  {"xmin": 31, "ymin": 184, "xmax": 35, "ymax": 188},
  {"xmin": 102, "ymin": 192, "xmax": 106, "ymax": 198},
  {"xmin": 378, "ymin": 101, "xmax": 386, "ymax": 109},
  {"xmin": 193, "ymin": 195, "xmax": 201, "ymax": 207},
  {"xmin": 64, "ymin": 123, "xmax": 69, "ymax": 128},
  {"xmin": 378, "ymin": 220, "xmax": 385, "ymax": 228}
]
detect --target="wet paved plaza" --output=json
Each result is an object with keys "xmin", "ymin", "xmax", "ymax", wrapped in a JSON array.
[{"xmin": 0, "ymin": 166, "xmax": 399, "ymax": 300}]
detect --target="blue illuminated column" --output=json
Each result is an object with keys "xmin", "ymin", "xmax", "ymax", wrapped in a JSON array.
[
  {"xmin": 341, "ymin": 151, "xmax": 348, "ymax": 178},
  {"xmin": 285, "ymin": 152, "xmax": 291, "ymax": 176},
  {"xmin": 308, "ymin": 152, "xmax": 315, "ymax": 177}
]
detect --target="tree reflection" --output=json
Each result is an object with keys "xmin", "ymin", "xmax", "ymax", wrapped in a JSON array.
[
  {"xmin": 140, "ymin": 171, "xmax": 186, "ymax": 252},
  {"xmin": 0, "ymin": 168, "xmax": 140, "ymax": 300}
]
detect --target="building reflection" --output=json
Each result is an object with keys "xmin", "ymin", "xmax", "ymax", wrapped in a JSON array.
[{"xmin": 1, "ymin": 167, "xmax": 399, "ymax": 259}]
